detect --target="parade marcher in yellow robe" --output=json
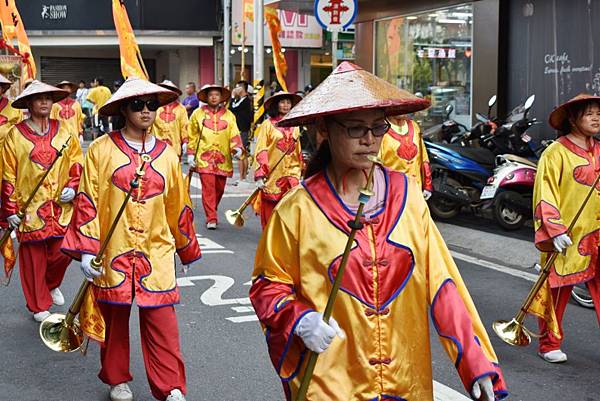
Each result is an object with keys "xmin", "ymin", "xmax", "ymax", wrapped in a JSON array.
[
  {"xmin": 532, "ymin": 94, "xmax": 600, "ymax": 364},
  {"xmin": 1, "ymin": 80, "xmax": 83, "ymax": 322},
  {"xmin": 50, "ymin": 80, "xmax": 86, "ymax": 144},
  {"xmin": 62, "ymin": 77, "xmax": 201, "ymax": 401},
  {"xmin": 187, "ymin": 84, "xmax": 242, "ymax": 229},
  {"xmin": 379, "ymin": 116, "xmax": 433, "ymax": 199},
  {"xmin": 152, "ymin": 80, "xmax": 189, "ymax": 158},
  {"xmin": 253, "ymin": 91, "xmax": 302, "ymax": 228},
  {"xmin": 250, "ymin": 62, "xmax": 507, "ymax": 401},
  {"xmin": 87, "ymin": 77, "xmax": 112, "ymax": 135},
  {"xmin": 0, "ymin": 73, "xmax": 23, "ymax": 187}
]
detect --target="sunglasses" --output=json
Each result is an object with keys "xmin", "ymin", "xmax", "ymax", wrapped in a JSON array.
[
  {"xmin": 128, "ymin": 98, "xmax": 160, "ymax": 112},
  {"xmin": 331, "ymin": 119, "xmax": 391, "ymax": 138}
]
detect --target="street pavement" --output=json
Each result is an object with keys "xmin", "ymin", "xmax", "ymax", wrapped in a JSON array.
[{"xmin": 0, "ymin": 169, "xmax": 598, "ymax": 401}]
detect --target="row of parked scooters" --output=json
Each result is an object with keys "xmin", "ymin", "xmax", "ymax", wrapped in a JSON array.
[{"xmin": 423, "ymin": 94, "xmax": 552, "ymax": 231}]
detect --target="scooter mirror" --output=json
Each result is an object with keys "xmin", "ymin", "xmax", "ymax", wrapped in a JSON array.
[
  {"xmin": 488, "ymin": 95, "xmax": 497, "ymax": 108},
  {"xmin": 524, "ymin": 94, "xmax": 535, "ymax": 110},
  {"xmin": 445, "ymin": 104, "xmax": 454, "ymax": 118}
]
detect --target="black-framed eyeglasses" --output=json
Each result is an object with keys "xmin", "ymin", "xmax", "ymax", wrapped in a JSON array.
[
  {"xmin": 330, "ymin": 119, "xmax": 391, "ymax": 138},
  {"xmin": 128, "ymin": 98, "xmax": 160, "ymax": 112}
]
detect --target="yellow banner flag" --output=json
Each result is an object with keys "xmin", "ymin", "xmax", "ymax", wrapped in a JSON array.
[
  {"xmin": 528, "ymin": 276, "xmax": 561, "ymax": 339},
  {"xmin": 264, "ymin": 6, "xmax": 288, "ymax": 92},
  {"xmin": 0, "ymin": 0, "xmax": 36, "ymax": 82},
  {"xmin": 80, "ymin": 285, "xmax": 105, "ymax": 343},
  {"xmin": 0, "ymin": 238, "xmax": 16, "ymax": 286},
  {"xmin": 243, "ymin": 0, "xmax": 254, "ymax": 22},
  {"xmin": 112, "ymin": 0, "xmax": 148, "ymax": 80}
]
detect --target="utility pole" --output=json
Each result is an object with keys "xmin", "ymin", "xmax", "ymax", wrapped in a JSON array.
[
  {"xmin": 254, "ymin": 0, "xmax": 264, "ymax": 82},
  {"xmin": 223, "ymin": 0, "xmax": 231, "ymax": 86}
]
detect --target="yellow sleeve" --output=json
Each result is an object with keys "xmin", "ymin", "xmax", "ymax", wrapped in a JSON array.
[
  {"xmin": 228, "ymin": 112, "xmax": 242, "ymax": 151},
  {"xmin": 1, "ymin": 128, "xmax": 18, "ymax": 208},
  {"xmin": 179, "ymin": 107, "xmax": 189, "ymax": 144},
  {"xmin": 77, "ymin": 103, "xmax": 85, "ymax": 134},
  {"xmin": 252, "ymin": 120, "xmax": 271, "ymax": 174},
  {"xmin": 50, "ymin": 103, "xmax": 60, "ymax": 120},
  {"xmin": 86, "ymin": 88, "xmax": 97, "ymax": 104},
  {"xmin": 187, "ymin": 108, "xmax": 204, "ymax": 155}
]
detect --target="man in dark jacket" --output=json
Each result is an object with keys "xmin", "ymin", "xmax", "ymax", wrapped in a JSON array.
[{"xmin": 230, "ymin": 81, "xmax": 253, "ymax": 183}]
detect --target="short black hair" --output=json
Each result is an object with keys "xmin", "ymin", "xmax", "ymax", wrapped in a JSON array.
[
  {"xmin": 236, "ymin": 80, "xmax": 249, "ymax": 91},
  {"xmin": 95, "ymin": 77, "xmax": 104, "ymax": 85},
  {"xmin": 187, "ymin": 82, "xmax": 196, "ymax": 88},
  {"xmin": 561, "ymin": 100, "xmax": 600, "ymax": 135},
  {"xmin": 79, "ymin": 80, "xmax": 85, "ymax": 85}
]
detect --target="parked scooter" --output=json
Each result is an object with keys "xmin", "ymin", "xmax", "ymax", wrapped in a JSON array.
[
  {"xmin": 425, "ymin": 138, "xmax": 495, "ymax": 219},
  {"xmin": 423, "ymin": 104, "xmax": 469, "ymax": 144}
]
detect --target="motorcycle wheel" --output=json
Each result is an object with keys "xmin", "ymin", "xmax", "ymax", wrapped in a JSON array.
[
  {"xmin": 429, "ymin": 178, "xmax": 462, "ymax": 219},
  {"xmin": 493, "ymin": 191, "xmax": 526, "ymax": 230},
  {"xmin": 571, "ymin": 286, "xmax": 594, "ymax": 309}
]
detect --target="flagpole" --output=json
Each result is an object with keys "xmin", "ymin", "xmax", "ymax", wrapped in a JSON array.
[
  {"xmin": 255, "ymin": 0, "xmax": 264, "ymax": 82},
  {"xmin": 241, "ymin": 17, "xmax": 246, "ymax": 81},
  {"xmin": 223, "ymin": 0, "xmax": 231, "ymax": 87}
]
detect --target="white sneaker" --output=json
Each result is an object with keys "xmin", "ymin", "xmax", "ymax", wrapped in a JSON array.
[
  {"xmin": 206, "ymin": 222, "xmax": 217, "ymax": 230},
  {"xmin": 33, "ymin": 311, "xmax": 51, "ymax": 322},
  {"xmin": 109, "ymin": 383, "xmax": 133, "ymax": 401},
  {"xmin": 538, "ymin": 349, "xmax": 567, "ymax": 363},
  {"xmin": 166, "ymin": 389, "xmax": 186, "ymax": 401},
  {"xmin": 50, "ymin": 288, "xmax": 65, "ymax": 306}
]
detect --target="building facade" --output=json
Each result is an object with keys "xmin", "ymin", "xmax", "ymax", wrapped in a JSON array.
[{"xmin": 20, "ymin": 0, "xmax": 220, "ymax": 89}]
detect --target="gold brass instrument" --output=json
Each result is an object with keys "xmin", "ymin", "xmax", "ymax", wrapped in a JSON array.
[
  {"xmin": 40, "ymin": 154, "xmax": 151, "ymax": 353},
  {"xmin": 493, "ymin": 172, "xmax": 600, "ymax": 347},
  {"xmin": 1, "ymin": 136, "xmax": 72, "ymax": 286},
  {"xmin": 295, "ymin": 155, "xmax": 381, "ymax": 401},
  {"xmin": 225, "ymin": 140, "xmax": 294, "ymax": 227}
]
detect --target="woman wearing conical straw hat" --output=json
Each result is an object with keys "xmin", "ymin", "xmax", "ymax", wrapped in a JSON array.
[
  {"xmin": 61, "ymin": 77, "xmax": 201, "ymax": 401},
  {"xmin": 253, "ymin": 91, "xmax": 303, "ymax": 228},
  {"xmin": 152, "ymin": 79, "xmax": 189, "ymax": 159},
  {"xmin": 50, "ymin": 80, "xmax": 86, "ymax": 145},
  {"xmin": 249, "ymin": 62, "xmax": 507, "ymax": 401},
  {"xmin": 1, "ymin": 80, "xmax": 83, "ymax": 321},
  {"xmin": 532, "ymin": 94, "xmax": 600, "ymax": 364}
]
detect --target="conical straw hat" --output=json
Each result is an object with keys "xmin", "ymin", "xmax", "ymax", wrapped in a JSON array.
[
  {"xmin": 55, "ymin": 80, "xmax": 78, "ymax": 94},
  {"xmin": 198, "ymin": 84, "xmax": 231, "ymax": 103},
  {"xmin": 12, "ymin": 80, "xmax": 70, "ymax": 109},
  {"xmin": 158, "ymin": 79, "xmax": 182, "ymax": 96},
  {"xmin": 264, "ymin": 91, "xmax": 302, "ymax": 111},
  {"xmin": 278, "ymin": 62, "xmax": 430, "ymax": 127},
  {"xmin": 99, "ymin": 77, "xmax": 179, "ymax": 116},
  {"xmin": 548, "ymin": 93, "xmax": 600, "ymax": 133},
  {"xmin": 0, "ymin": 73, "xmax": 12, "ymax": 86}
]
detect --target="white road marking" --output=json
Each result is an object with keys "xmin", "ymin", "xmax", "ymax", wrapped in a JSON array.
[
  {"xmin": 190, "ymin": 193, "xmax": 251, "ymax": 199},
  {"xmin": 231, "ymin": 306, "xmax": 255, "ymax": 313},
  {"xmin": 450, "ymin": 250, "xmax": 537, "ymax": 282},
  {"xmin": 433, "ymin": 381, "xmax": 471, "ymax": 401},
  {"xmin": 226, "ymin": 315, "xmax": 259, "ymax": 323},
  {"xmin": 196, "ymin": 234, "xmax": 234, "ymax": 255}
]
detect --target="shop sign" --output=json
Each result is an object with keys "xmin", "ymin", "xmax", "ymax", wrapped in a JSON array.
[
  {"xmin": 314, "ymin": 0, "xmax": 357, "ymax": 31},
  {"xmin": 418, "ymin": 48, "xmax": 458, "ymax": 59},
  {"xmin": 232, "ymin": 0, "xmax": 322, "ymax": 48},
  {"xmin": 41, "ymin": 4, "xmax": 68, "ymax": 20}
]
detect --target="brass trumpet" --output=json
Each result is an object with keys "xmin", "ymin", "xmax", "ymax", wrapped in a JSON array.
[
  {"xmin": 225, "ymin": 142, "xmax": 295, "ymax": 227},
  {"xmin": 1, "ymin": 136, "xmax": 72, "ymax": 286},
  {"xmin": 40, "ymin": 154, "xmax": 151, "ymax": 352},
  {"xmin": 493, "ymin": 172, "xmax": 600, "ymax": 347},
  {"xmin": 295, "ymin": 155, "xmax": 381, "ymax": 401}
]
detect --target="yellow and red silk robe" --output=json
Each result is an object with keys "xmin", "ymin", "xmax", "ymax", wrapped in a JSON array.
[
  {"xmin": 187, "ymin": 105, "xmax": 242, "ymax": 177},
  {"xmin": 62, "ymin": 132, "xmax": 201, "ymax": 307},
  {"xmin": 250, "ymin": 168, "xmax": 507, "ymax": 401},
  {"xmin": 1, "ymin": 120, "xmax": 83, "ymax": 241},
  {"xmin": 50, "ymin": 98, "xmax": 85, "ymax": 139},
  {"xmin": 533, "ymin": 136, "xmax": 600, "ymax": 288},
  {"xmin": 253, "ymin": 116, "xmax": 302, "ymax": 202},
  {"xmin": 152, "ymin": 101, "xmax": 189, "ymax": 157},
  {"xmin": 0, "ymin": 96, "xmax": 23, "ymax": 189},
  {"xmin": 378, "ymin": 118, "xmax": 433, "ymax": 192},
  {"xmin": 87, "ymin": 85, "xmax": 112, "ymax": 115}
]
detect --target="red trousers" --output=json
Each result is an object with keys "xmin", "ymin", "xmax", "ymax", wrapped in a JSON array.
[
  {"xmin": 538, "ymin": 272, "xmax": 600, "ymax": 353},
  {"xmin": 199, "ymin": 173, "xmax": 227, "ymax": 223},
  {"xmin": 19, "ymin": 237, "xmax": 70, "ymax": 313},
  {"xmin": 98, "ymin": 303, "xmax": 186, "ymax": 400},
  {"xmin": 260, "ymin": 197, "xmax": 278, "ymax": 229}
]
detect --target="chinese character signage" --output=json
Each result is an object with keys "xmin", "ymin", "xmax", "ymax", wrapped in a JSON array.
[{"xmin": 314, "ymin": 0, "xmax": 357, "ymax": 31}]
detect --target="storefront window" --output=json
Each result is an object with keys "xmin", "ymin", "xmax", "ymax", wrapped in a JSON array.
[{"xmin": 375, "ymin": 5, "xmax": 473, "ymax": 129}]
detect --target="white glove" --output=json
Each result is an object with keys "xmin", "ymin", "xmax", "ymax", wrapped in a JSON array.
[
  {"xmin": 79, "ymin": 135, "xmax": 84, "ymax": 146},
  {"xmin": 294, "ymin": 311, "xmax": 345, "ymax": 353},
  {"xmin": 81, "ymin": 254, "xmax": 102, "ymax": 281},
  {"xmin": 256, "ymin": 179, "xmax": 266, "ymax": 189},
  {"xmin": 187, "ymin": 154, "xmax": 196, "ymax": 168},
  {"xmin": 232, "ymin": 148, "xmax": 242, "ymax": 160},
  {"xmin": 423, "ymin": 189, "xmax": 432, "ymax": 200},
  {"xmin": 6, "ymin": 214, "xmax": 21, "ymax": 229},
  {"xmin": 471, "ymin": 375, "xmax": 494, "ymax": 401},
  {"xmin": 181, "ymin": 143, "xmax": 188, "ymax": 156},
  {"xmin": 552, "ymin": 233, "xmax": 572, "ymax": 253},
  {"xmin": 60, "ymin": 187, "xmax": 76, "ymax": 203}
]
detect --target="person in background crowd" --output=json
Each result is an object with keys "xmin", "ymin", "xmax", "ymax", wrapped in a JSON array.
[
  {"xmin": 182, "ymin": 82, "xmax": 199, "ymax": 117},
  {"xmin": 230, "ymin": 80, "xmax": 253, "ymax": 184},
  {"xmin": 378, "ymin": 115, "xmax": 433, "ymax": 200},
  {"xmin": 152, "ymin": 80, "xmax": 189, "ymax": 159},
  {"xmin": 252, "ymin": 91, "xmax": 302, "ymax": 228},
  {"xmin": 51, "ymin": 80, "xmax": 86, "ymax": 145},
  {"xmin": 76, "ymin": 80, "xmax": 92, "ymax": 119},
  {"xmin": 187, "ymin": 84, "xmax": 242, "ymax": 230},
  {"xmin": 87, "ymin": 77, "xmax": 112, "ymax": 136},
  {"xmin": 2, "ymin": 80, "xmax": 83, "ymax": 323}
]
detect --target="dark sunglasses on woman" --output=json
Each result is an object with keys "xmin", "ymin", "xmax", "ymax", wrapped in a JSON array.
[{"xmin": 128, "ymin": 98, "xmax": 160, "ymax": 112}]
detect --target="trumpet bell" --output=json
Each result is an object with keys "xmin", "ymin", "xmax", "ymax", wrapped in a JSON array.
[
  {"xmin": 492, "ymin": 318, "xmax": 533, "ymax": 347},
  {"xmin": 225, "ymin": 209, "xmax": 245, "ymax": 227},
  {"xmin": 39, "ymin": 313, "xmax": 84, "ymax": 353}
]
